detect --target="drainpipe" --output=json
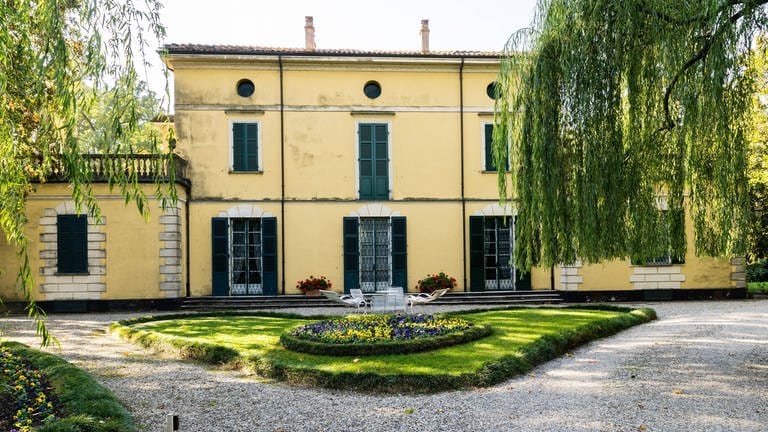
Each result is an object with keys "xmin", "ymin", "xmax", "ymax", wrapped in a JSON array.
[
  {"xmin": 185, "ymin": 192, "xmax": 191, "ymax": 298},
  {"xmin": 279, "ymin": 55, "xmax": 286, "ymax": 296},
  {"xmin": 460, "ymin": 57, "xmax": 467, "ymax": 292}
]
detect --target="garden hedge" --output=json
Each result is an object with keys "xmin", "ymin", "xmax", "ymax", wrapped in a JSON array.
[
  {"xmin": 111, "ymin": 306, "xmax": 657, "ymax": 394},
  {"xmin": 1, "ymin": 342, "xmax": 135, "ymax": 432},
  {"xmin": 279, "ymin": 322, "xmax": 493, "ymax": 356}
]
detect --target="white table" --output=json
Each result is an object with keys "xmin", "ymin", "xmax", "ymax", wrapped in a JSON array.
[{"xmin": 368, "ymin": 287, "xmax": 406, "ymax": 313}]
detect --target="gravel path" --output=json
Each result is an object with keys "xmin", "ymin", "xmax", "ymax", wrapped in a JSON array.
[{"xmin": 1, "ymin": 300, "xmax": 766, "ymax": 432}]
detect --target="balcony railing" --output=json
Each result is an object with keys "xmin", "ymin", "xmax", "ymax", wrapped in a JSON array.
[{"xmin": 47, "ymin": 154, "xmax": 189, "ymax": 185}]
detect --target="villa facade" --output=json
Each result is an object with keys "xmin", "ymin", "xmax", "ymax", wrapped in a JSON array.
[{"xmin": 0, "ymin": 19, "xmax": 745, "ymax": 309}]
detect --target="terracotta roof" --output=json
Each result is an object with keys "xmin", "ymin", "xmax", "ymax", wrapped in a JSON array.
[{"xmin": 163, "ymin": 44, "xmax": 502, "ymax": 59}]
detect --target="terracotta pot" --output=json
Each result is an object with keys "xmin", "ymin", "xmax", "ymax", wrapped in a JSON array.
[{"xmin": 304, "ymin": 289, "xmax": 321, "ymax": 297}]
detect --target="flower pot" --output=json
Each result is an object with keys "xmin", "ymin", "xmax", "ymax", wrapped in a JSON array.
[{"xmin": 304, "ymin": 289, "xmax": 321, "ymax": 297}]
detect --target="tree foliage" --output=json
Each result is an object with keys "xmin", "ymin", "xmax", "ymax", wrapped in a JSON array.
[
  {"xmin": 0, "ymin": 0, "xmax": 174, "ymax": 345},
  {"xmin": 495, "ymin": 0, "xmax": 767, "ymax": 269},
  {"xmin": 748, "ymin": 35, "xmax": 768, "ymax": 261}
]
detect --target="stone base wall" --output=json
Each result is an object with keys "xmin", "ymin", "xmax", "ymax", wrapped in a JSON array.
[
  {"xmin": 560, "ymin": 261, "xmax": 583, "ymax": 291},
  {"xmin": 630, "ymin": 265, "xmax": 685, "ymax": 289},
  {"xmin": 159, "ymin": 206, "xmax": 183, "ymax": 298},
  {"xmin": 38, "ymin": 201, "xmax": 107, "ymax": 301}
]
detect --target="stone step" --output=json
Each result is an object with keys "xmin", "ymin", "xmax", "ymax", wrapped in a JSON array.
[{"xmin": 180, "ymin": 290, "xmax": 562, "ymax": 311}]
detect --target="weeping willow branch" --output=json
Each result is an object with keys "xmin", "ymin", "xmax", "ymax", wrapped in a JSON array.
[
  {"xmin": 0, "ymin": 0, "xmax": 175, "ymax": 346},
  {"xmin": 495, "ymin": 0, "xmax": 764, "ymax": 269}
]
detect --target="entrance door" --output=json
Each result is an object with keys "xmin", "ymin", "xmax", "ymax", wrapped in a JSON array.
[
  {"xmin": 359, "ymin": 217, "xmax": 391, "ymax": 292},
  {"xmin": 470, "ymin": 215, "xmax": 530, "ymax": 291},
  {"xmin": 212, "ymin": 217, "xmax": 277, "ymax": 296},
  {"xmin": 484, "ymin": 216, "xmax": 515, "ymax": 290},
  {"xmin": 230, "ymin": 218, "xmax": 262, "ymax": 295}
]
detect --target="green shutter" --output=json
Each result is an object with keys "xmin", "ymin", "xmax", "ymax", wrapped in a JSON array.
[
  {"xmin": 391, "ymin": 216, "xmax": 407, "ymax": 290},
  {"xmin": 233, "ymin": 123, "xmax": 246, "ymax": 171},
  {"xmin": 57, "ymin": 215, "xmax": 88, "ymax": 274},
  {"xmin": 343, "ymin": 217, "xmax": 360, "ymax": 293},
  {"xmin": 233, "ymin": 122, "xmax": 258, "ymax": 171},
  {"xmin": 211, "ymin": 218, "xmax": 229, "ymax": 296},
  {"xmin": 373, "ymin": 124, "xmax": 389, "ymax": 199},
  {"xmin": 512, "ymin": 216, "xmax": 531, "ymax": 289},
  {"xmin": 485, "ymin": 123, "xmax": 495, "ymax": 171},
  {"xmin": 261, "ymin": 217, "xmax": 278, "ymax": 295},
  {"xmin": 485, "ymin": 123, "xmax": 509, "ymax": 171},
  {"xmin": 469, "ymin": 216, "xmax": 485, "ymax": 291},
  {"xmin": 246, "ymin": 123, "xmax": 259, "ymax": 171},
  {"xmin": 359, "ymin": 124, "xmax": 374, "ymax": 199},
  {"xmin": 359, "ymin": 123, "xmax": 388, "ymax": 200}
]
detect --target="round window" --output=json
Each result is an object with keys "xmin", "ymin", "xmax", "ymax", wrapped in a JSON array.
[
  {"xmin": 363, "ymin": 81, "xmax": 382, "ymax": 99},
  {"xmin": 486, "ymin": 81, "xmax": 500, "ymax": 100},
  {"xmin": 236, "ymin": 79, "xmax": 255, "ymax": 97}
]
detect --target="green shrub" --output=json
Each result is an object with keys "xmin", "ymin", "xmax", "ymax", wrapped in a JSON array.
[
  {"xmin": 1, "ymin": 342, "xmax": 135, "ymax": 432},
  {"xmin": 747, "ymin": 259, "xmax": 768, "ymax": 282}
]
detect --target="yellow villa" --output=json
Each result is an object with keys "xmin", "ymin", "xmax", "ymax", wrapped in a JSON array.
[{"xmin": 0, "ymin": 18, "xmax": 746, "ymax": 311}]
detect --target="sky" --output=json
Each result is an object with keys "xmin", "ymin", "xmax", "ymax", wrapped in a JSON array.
[{"xmin": 144, "ymin": 0, "xmax": 539, "ymax": 107}]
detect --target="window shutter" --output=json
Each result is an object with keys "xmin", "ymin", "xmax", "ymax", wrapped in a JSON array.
[
  {"xmin": 246, "ymin": 123, "xmax": 259, "ymax": 171},
  {"xmin": 57, "ymin": 215, "xmax": 88, "ymax": 274},
  {"xmin": 391, "ymin": 216, "xmax": 407, "ymax": 290},
  {"xmin": 232, "ymin": 123, "xmax": 246, "ymax": 171},
  {"xmin": 343, "ymin": 217, "xmax": 360, "ymax": 293},
  {"xmin": 373, "ymin": 124, "xmax": 389, "ymax": 199},
  {"xmin": 359, "ymin": 124, "xmax": 374, "ymax": 199},
  {"xmin": 469, "ymin": 216, "xmax": 485, "ymax": 291},
  {"xmin": 512, "ymin": 216, "xmax": 530, "ymax": 290},
  {"xmin": 211, "ymin": 218, "xmax": 229, "ymax": 296},
  {"xmin": 484, "ymin": 124, "xmax": 495, "ymax": 171},
  {"xmin": 261, "ymin": 217, "xmax": 278, "ymax": 295}
]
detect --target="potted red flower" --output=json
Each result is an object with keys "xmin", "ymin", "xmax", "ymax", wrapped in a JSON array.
[
  {"xmin": 296, "ymin": 275, "xmax": 332, "ymax": 296},
  {"xmin": 416, "ymin": 272, "xmax": 456, "ymax": 293}
]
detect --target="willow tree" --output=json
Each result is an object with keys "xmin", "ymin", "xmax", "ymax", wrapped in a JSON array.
[
  {"xmin": 494, "ymin": 0, "xmax": 767, "ymax": 270},
  {"xmin": 1, "ymin": 0, "xmax": 175, "ymax": 345}
]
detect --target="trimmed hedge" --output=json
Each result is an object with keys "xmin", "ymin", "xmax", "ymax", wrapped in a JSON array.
[
  {"xmin": 111, "ymin": 306, "xmax": 657, "ymax": 394},
  {"xmin": 279, "ymin": 322, "xmax": 493, "ymax": 356},
  {"xmin": 1, "ymin": 342, "xmax": 135, "ymax": 432}
]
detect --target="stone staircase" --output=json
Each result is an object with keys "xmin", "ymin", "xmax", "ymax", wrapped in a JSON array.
[{"xmin": 180, "ymin": 290, "xmax": 562, "ymax": 311}]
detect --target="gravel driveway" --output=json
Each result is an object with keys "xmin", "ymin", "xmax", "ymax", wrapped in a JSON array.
[{"xmin": 1, "ymin": 300, "xmax": 766, "ymax": 432}]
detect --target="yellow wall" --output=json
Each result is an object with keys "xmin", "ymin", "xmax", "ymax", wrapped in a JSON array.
[
  {"xmin": 0, "ymin": 183, "xmax": 187, "ymax": 302},
  {"xmin": 169, "ymin": 52, "xmax": 736, "ymax": 298}
]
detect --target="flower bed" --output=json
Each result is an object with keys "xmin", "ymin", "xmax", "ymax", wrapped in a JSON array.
[
  {"xmin": 0, "ymin": 347, "xmax": 58, "ymax": 432},
  {"xmin": 280, "ymin": 314, "xmax": 492, "ymax": 356}
]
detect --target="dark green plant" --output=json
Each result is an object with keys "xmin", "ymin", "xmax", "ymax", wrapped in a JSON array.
[{"xmin": 1, "ymin": 342, "xmax": 135, "ymax": 431}]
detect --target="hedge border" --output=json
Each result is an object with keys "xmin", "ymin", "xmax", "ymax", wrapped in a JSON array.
[
  {"xmin": 110, "ymin": 306, "xmax": 656, "ymax": 394},
  {"xmin": 1, "ymin": 341, "xmax": 135, "ymax": 432},
  {"xmin": 279, "ymin": 320, "xmax": 493, "ymax": 356}
]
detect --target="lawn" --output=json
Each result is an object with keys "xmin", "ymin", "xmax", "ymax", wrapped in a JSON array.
[{"xmin": 113, "ymin": 306, "xmax": 655, "ymax": 392}]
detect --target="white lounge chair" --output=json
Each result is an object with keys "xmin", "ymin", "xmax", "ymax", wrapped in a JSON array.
[
  {"xmin": 349, "ymin": 289, "xmax": 369, "ymax": 313},
  {"xmin": 319, "ymin": 290, "xmax": 367, "ymax": 313},
  {"xmin": 407, "ymin": 288, "xmax": 450, "ymax": 313}
]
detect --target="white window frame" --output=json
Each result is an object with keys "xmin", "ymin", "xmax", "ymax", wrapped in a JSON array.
[
  {"xmin": 354, "ymin": 120, "xmax": 393, "ymax": 200},
  {"xmin": 228, "ymin": 119, "xmax": 263, "ymax": 173},
  {"xmin": 481, "ymin": 121, "xmax": 511, "ymax": 172}
]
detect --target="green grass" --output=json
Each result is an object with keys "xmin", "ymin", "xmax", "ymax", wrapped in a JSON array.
[
  {"xmin": 112, "ymin": 306, "xmax": 655, "ymax": 393},
  {"xmin": 1, "ymin": 342, "xmax": 135, "ymax": 432},
  {"xmin": 748, "ymin": 281, "xmax": 768, "ymax": 294}
]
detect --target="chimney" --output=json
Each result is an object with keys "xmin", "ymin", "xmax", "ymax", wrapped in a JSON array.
[
  {"xmin": 420, "ymin": 19, "xmax": 430, "ymax": 53},
  {"xmin": 305, "ymin": 16, "xmax": 316, "ymax": 50}
]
